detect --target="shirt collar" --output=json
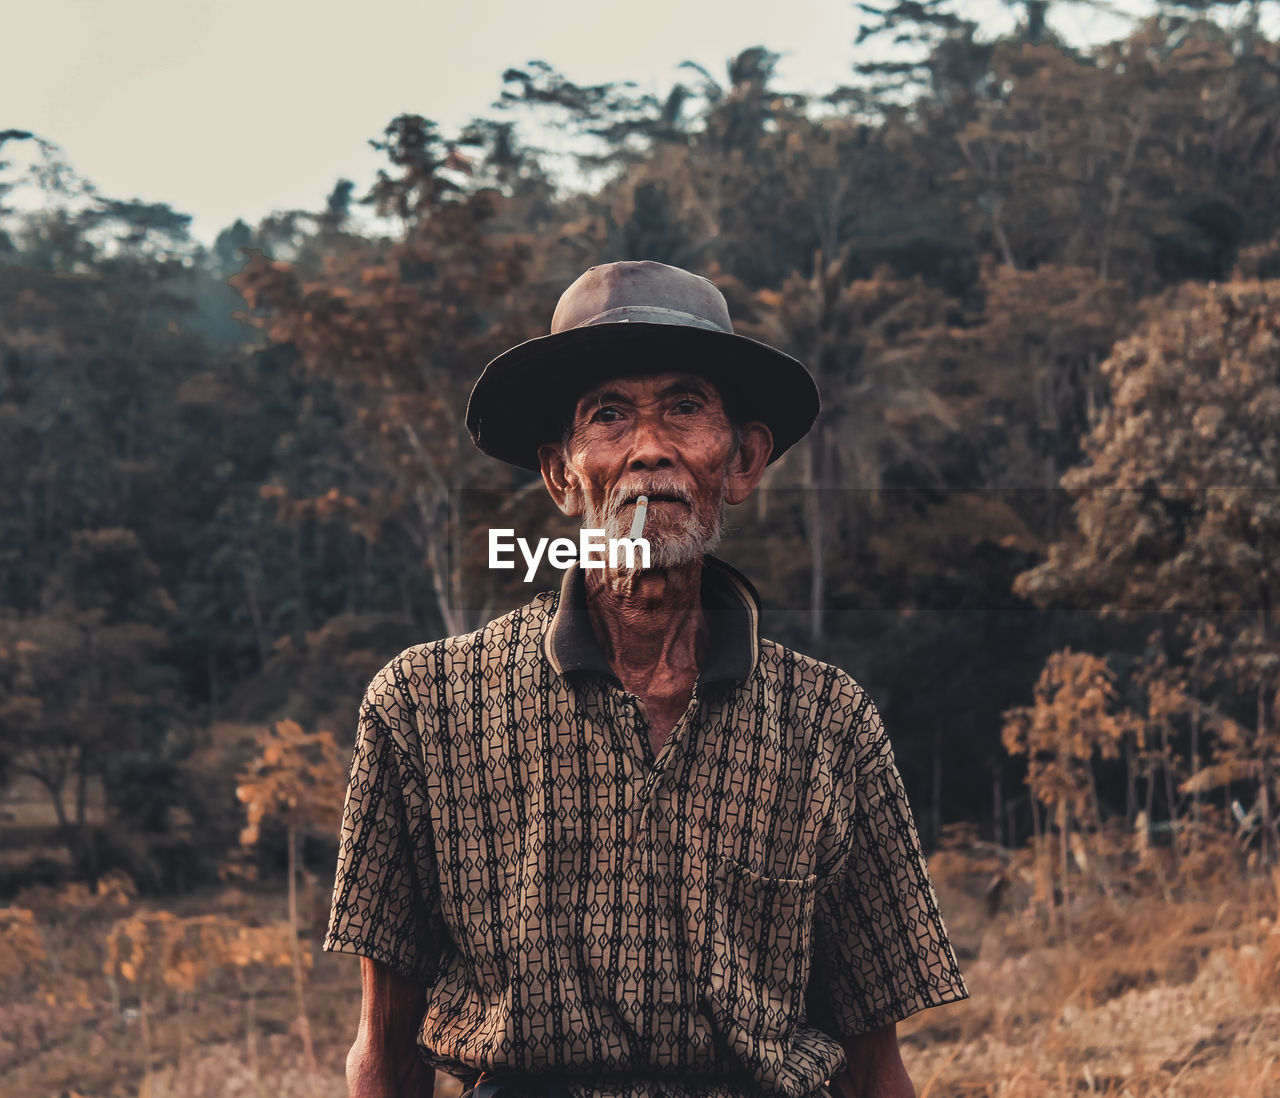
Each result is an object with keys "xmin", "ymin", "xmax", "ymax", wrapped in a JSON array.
[{"xmin": 542, "ymin": 554, "xmax": 761, "ymax": 686}]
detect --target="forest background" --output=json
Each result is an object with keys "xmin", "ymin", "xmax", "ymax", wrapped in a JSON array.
[{"xmin": 3, "ymin": 1, "xmax": 1280, "ymax": 1095}]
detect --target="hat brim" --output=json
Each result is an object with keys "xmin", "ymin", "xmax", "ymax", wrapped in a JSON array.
[{"xmin": 466, "ymin": 323, "xmax": 820, "ymax": 472}]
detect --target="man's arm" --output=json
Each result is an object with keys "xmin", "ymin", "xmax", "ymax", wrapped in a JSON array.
[
  {"xmin": 827, "ymin": 1023, "xmax": 914, "ymax": 1098},
  {"xmin": 346, "ymin": 956, "xmax": 434, "ymax": 1098},
  {"xmin": 808, "ymin": 682, "xmax": 966, "ymax": 1098}
]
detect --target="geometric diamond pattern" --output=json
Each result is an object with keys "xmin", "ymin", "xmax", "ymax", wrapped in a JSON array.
[{"xmin": 324, "ymin": 556, "xmax": 968, "ymax": 1098}]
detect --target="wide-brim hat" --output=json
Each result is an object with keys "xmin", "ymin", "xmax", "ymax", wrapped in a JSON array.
[{"xmin": 465, "ymin": 260, "xmax": 820, "ymax": 471}]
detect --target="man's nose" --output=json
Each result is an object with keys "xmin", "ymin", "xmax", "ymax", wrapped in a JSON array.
[{"xmin": 627, "ymin": 409, "xmax": 675, "ymax": 470}]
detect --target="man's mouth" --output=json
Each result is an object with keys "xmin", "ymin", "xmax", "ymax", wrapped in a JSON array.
[{"xmin": 624, "ymin": 492, "xmax": 689, "ymax": 508}]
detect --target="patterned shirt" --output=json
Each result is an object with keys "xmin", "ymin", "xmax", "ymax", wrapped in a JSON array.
[{"xmin": 324, "ymin": 556, "xmax": 968, "ymax": 1098}]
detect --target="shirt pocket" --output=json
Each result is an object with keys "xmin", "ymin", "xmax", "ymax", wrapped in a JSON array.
[{"xmin": 703, "ymin": 854, "xmax": 818, "ymax": 1044}]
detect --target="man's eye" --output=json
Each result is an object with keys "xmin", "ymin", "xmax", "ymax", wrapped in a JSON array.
[
  {"xmin": 673, "ymin": 399, "xmax": 702, "ymax": 414},
  {"xmin": 591, "ymin": 406, "xmax": 623, "ymax": 423}
]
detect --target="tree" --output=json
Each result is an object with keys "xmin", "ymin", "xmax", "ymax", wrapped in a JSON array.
[
  {"xmin": 232, "ymin": 115, "xmax": 549, "ymax": 637},
  {"xmin": 0, "ymin": 529, "xmax": 175, "ymax": 882},
  {"xmin": 1013, "ymin": 279, "xmax": 1280, "ymax": 862},
  {"xmin": 104, "ymin": 909, "xmax": 300, "ymax": 1091},
  {"xmin": 938, "ymin": 261, "xmax": 1129, "ymax": 547},
  {"xmin": 1002, "ymin": 647, "xmax": 1138, "ymax": 928},
  {"xmin": 236, "ymin": 718, "xmax": 347, "ymax": 1072},
  {"xmin": 726, "ymin": 256, "xmax": 962, "ymax": 641}
]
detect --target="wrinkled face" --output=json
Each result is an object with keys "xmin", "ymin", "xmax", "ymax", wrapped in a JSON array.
[{"xmin": 548, "ymin": 372, "xmax": 744, "ymax": 570}]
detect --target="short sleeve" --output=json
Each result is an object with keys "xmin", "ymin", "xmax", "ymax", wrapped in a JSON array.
[
  {"xmin": 807, "ymin": 690, "xmax": 969, "ymax": 1038},
  {"xmin": 323, "ymin": 654, "xmax": 446, "ymax": 984}
]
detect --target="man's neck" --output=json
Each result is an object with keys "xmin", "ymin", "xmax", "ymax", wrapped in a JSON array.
[{"xmin": 582, "ymin": 559, "xmax": 707, "ymax": 693}]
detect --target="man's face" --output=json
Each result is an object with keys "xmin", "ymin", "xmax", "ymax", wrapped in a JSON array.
[{"xmin": 543, "ymin": 372, "xmax": 748, "ymax": 569}]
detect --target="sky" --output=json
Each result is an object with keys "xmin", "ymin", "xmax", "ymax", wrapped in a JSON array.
[{"xmin": 4, "ymin": 0, "xmax": 1154, "ymax": 245}]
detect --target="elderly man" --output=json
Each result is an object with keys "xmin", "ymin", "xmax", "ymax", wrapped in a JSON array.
[{"xmin": 324, "ymin": 261, "xmax": 968, "ymax": 1098}]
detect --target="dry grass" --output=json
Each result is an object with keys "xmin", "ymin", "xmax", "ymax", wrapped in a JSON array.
[
  {"xmin": 1, "ymin": 843, "xmax": 1277, "ymax": 1098},
  {"xmin": 904, "ymin": 841, "xmax": 1280, "ymax": 1097}
]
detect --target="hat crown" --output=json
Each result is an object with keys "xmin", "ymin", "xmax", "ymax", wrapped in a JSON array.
[{"xmin": 550, "ymin": 260, "xmax": 734, "ymax": 335}]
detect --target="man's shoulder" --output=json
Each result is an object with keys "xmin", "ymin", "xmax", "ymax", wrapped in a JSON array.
[
  {"xmin": 756, "ymin": 634, "xmax": 868, "ymax": 698},
  {"xmin": 365, "ymin": 589, "xmax": 559, "ymax": 696},
  {"xmin": 755, "ymin": 635, "xmax": 880, "ymax": 730}
]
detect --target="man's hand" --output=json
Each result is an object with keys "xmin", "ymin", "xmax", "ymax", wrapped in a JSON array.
[
  {"xmin": 827, "ymin": 1023, "xmax": 915, "ymax": 1098},
  {"xmin": 346, "ymin": 956, "xmax": 434, "ymax": 1098}
]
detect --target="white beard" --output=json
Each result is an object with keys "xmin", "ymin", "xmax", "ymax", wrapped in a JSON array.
[{"xmin": 581, "ymin": 472, "xmax": 726, "ymax": 571}]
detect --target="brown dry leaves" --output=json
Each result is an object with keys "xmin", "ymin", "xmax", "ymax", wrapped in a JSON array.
[{"xmin": 235, "ymin": 719, "xmax": 346, "ymax": 849}]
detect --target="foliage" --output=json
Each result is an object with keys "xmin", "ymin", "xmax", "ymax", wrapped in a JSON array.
[
  {"xmin": 235, "ymin": 718, "xmax": 346, "ymax": 1075},
  {"xmin": 0, "ymin": 530, "xmax": 176, "ymax": 880},
  {"xmin": 231, "ymin": 115, "xmax": 550, "ymax": 637},
  {"xmin": 0, "ymin": 907, "xmax": 47, "ymax": 992},
  {"xmin": 1002, "ymin": 648, "xmax": 1135, "ymax": 824},
  {"xmin": 102, "ymin": 908, "xmax": 304, "ymax": 1095},
  {"xmin": 1014, "ymin": 279, "xmax": 1280, "ymax": 861},
  {"xmin": 103, "ymin": 910, "xmax": 299, "ymax": 996},
  {"xmin": 235, "ymin": 719, "xmax": 346, "ymax": 849}
]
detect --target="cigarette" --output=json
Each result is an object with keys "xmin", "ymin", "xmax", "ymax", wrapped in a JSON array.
[{"xmin": 628, "ymin": 495, "xmax": 649, "ymax": 540}]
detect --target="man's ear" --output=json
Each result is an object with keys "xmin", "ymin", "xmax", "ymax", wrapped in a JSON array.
[
  {"xmin": 724, "ymin": 421, "xmax": 772, "ymax": 506},
  {"xmin": 538, "ymin": 442, "xmax": 584, "ymax": 516}
]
